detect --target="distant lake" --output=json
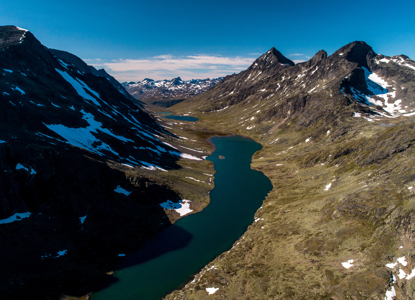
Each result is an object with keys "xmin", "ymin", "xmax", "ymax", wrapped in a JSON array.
[
  {"xmin": 92, "ymin": 135, "xmax": 272, "ymax": 300},
  {"xmin": 163, "ymin": 115, "xmax": 199, "ymax": 122}
]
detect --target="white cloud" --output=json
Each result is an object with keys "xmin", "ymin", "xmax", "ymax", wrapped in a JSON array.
[
  {"xmin": 85, "ymin": 54, "xmax": 255, "ymax": 82},
  {"xmin": 293, "ymin": 59, "xmax": 307, "ymax": 64},
  {"xmin": 289, "ymin": 53, "xmax": 304, "ymax": 56}
]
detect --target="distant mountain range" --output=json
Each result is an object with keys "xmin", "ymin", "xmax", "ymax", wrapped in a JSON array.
[{"xmin": 122, "ymin": 77, "xmax": 223, "ymax": 107}]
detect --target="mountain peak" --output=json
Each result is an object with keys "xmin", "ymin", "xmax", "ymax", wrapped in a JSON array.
[
  {"xmin": 170, "ymin": 77, "xmax": 184, "ymax": 85},
  {"xmin": 0, "ymin": 25, "xmax": 31, "ymax": 49},
  {"xmin": 311, "ymin": 50, "xmax": 327, "ymax": 62},
  {"xmin": 333, "ymin": 41, "xmax": 376, "ymax": 68},
  {"xmin": 249, "ymin": 47, "xmax": 294, "ymax": 72},
  {"xmin": 300, "ymin": 50, "xmax": 328, "ymax": 69},
  {"xmin": 265, "ymin": 47, "xmax": 295, "ymax": 66}
]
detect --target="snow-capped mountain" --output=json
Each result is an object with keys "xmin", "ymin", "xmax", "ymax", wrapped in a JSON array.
[
  {"xmin": 0, "ymin": 25, "xmax": 203, "ymax": 299},
  {"xmin": 123, "ymin": 76, "xmax": 223, "ymax": 107}
]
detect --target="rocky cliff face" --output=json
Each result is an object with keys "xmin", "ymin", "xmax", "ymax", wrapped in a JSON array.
[{"xmin": 0, "ymin": 25, "xmax": 205, "ymax": 299}]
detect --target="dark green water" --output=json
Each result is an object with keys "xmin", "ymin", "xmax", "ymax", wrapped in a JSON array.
[
  {"xmin": 92, "ymin": 136, "xmax": 272, "ymax": 300},
  {"xmin": 163, "ymin": 115, "xmax": 199, "ymax": 121}
]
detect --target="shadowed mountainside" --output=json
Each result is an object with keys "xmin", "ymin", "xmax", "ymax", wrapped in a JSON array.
[{"xmin": 0, "ymin": 25, "xmax": 211, "ymax": 299}]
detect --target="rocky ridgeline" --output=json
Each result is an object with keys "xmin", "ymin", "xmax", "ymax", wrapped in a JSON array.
[
  {"xmin": 122, "ymin": 77, "xmax": 223, "ymax": 107},
  {"xmin": 0, "ymin": 25, "xmax": 204, "ymax": 299},
  {"xmin": 168, "ymin": 42, "xmax": 415, "ymax": 300},
  {"xmin": 176, "ymin": 41, "xmax": 415, "ymax": 134}
]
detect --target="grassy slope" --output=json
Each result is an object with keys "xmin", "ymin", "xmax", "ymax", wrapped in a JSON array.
[{"xmin": 163, "ymin": 97, "xmax": 415, "ymax": 299}]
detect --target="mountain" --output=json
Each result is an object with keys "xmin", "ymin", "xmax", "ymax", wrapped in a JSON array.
[
  {"xmin": 48, "ymin": 48, "xmax": 140, "ymax": 105},
  {"xmin": 0, "ymin": 25, "xmax": 210, "ymax": 299},
  {"xmin": 167, "ymin": 42, "xmax": 415, "ymax": 299},
  {"xmin": 173, "ymin": 41, "xmax": 415, "ymax": 132},
  {"xmin": 122, "ymin": 76, "xmax": 223, "ymax": 107}
]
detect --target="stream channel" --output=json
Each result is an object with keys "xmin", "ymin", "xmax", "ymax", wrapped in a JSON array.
[{"xmin": 92, "ymin": 135, "xmax": 273, "ymax": 299}]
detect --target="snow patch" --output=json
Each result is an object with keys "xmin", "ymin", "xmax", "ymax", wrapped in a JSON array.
[
  {"xmin": 55, "ymin": 69, "xmax": 102, "ymax": 107},
  {"xmin": 16, "ymin": 26, "xmax": 28, "ymax": 32},
  {"xmin": 341, "ymin": 259, "xmax": 354, "ymax": 269},
  {"xmin": 398, "ymin": 269, "xmax": 407, "ymax": 279},
  {"xmin": 11, "ymin": 86, "xmax": 25, "ymax": 95},
  {"xmin": 56, "ymin": 250, "xmax": 67, "ymax": 258},
  {"xmin": 79, "ymin": 215, "xmax": 87, "ymax": 224},
  {"xmin": 139, "ymin": 161, "xmax": 167, "ymax": 171},
  {"xmin": 212, "ymin": 106, "xmax": 229, "ymax": 112},
  {"xmin": 206, "ymin": 287, "xmax": 219, "ymax": 295},
  {"xmin": 169, "ymin": 150, "xmax": 202, "ymax": 161},
  {"xmin": 0, "ymin": 212, "xmax": 32, "ymax": 224},
  {"xmin": 397, "ymin": 256, "xmax": 407, "ymax": 266},
  {"xmin": 44, "ymin": 110, "xmax": 133, "ymax": 156},
  {"xmin": 16, "ymin": 163, "xmax": 36, "ymax": 175},
  {"xmin": 406, "ymin": 268, "xmax": 415, "ymax": 280},
  {"xmin": 122, "ymin": 163, "xmax": 134, "ymax": 168},
  {"xmin": 160, "ymin": 199, "xmax": 193, "ymax": 216},
  {"xmin": 186, "ymin": 177, "xmax": 205, "ymax": 183},
  {"xmin": 386, "ymin": 262, "xmax": 398, "ymax": 269},
  {"xmin": 58, "ymin": 59, "xmax": 70, "ymax": 69},
  {"xmin": 114, "ymin": 185, "xmax": 132, "ymax": 196},
  {"xmin": 324, "ymin": 182, "xmax": 332, "ymax": 191},
  {"xmin": 384, "ymin": 286, "xmax": 396, "ymax": 300}
]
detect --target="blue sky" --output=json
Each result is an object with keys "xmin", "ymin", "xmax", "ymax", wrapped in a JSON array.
[{"xmin": 1, "ymin": 0, "xmax": 414, "ymax": 81}]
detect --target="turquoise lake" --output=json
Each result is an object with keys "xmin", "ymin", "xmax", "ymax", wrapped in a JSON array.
[{"xmin": 92, "ymin": 135, "xmax": 273, "ymax": 300}]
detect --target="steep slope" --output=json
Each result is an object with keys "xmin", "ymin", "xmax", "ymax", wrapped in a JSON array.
[
  {"xmin": 123, "ymin": 76, "xmax": 223, "ymax": 107},
  {"xmin": 0, "ymin": 25, "xmax": 211, "ymax": 299},
  {"xmin": 167, "ymin": 43, "xmax": 415, "ymax": 299},
  {"xmin": 48, "ymin": 48, "xmax": 139, "ymax": 104}
]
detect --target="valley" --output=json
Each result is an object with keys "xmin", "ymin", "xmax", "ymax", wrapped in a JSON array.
[
  {"xmin": 163, "ymin": 43, "xmax": 415, "ymax": 299},
  {"xmin": 2, "ymin": 24, "xmax": 415, "ymax": 300},
  {"xmin": 91, "ymin": 136, "xmax": 272, "ymax": 300}
]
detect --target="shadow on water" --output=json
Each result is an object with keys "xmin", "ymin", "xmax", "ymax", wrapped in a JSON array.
[
  {"xmin": 116, "ymin": 225, "xmax": 193, "ymax": 270},
  {"xmin": 91, "ymin": 135, "xmax": 273, "ymax": 300},
  {"xmin": 163, "ymin": 115, "xmax": 199, "ymax": 122}
]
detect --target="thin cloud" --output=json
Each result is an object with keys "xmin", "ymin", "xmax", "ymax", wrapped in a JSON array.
[
  {"xmin": 86, "ymin": 55, "xmax": 255, "ymax": 82},
  {"xmin": 293, "ymin": 59, "xmax": 307, "ymax": 64},
  {"xmin": 152, "ymin": 54, "xmax": 173, "ymax": 59},
  {"xmin": 289, "ymin": 53, "xmax": 304, "ymax": 56}
]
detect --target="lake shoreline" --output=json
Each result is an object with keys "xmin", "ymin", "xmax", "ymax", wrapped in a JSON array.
[{"xmin": 90, "ymin": 135, "xmax": 273, "ymax": 300}]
